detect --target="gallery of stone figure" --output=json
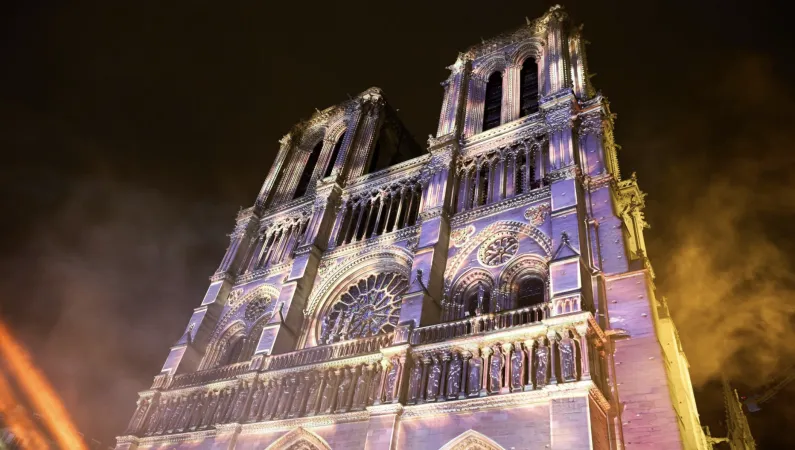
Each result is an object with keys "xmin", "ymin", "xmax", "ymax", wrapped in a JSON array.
[{"xmin": 117, "ymin": 6, "xmax": 715, "ymax": 450}]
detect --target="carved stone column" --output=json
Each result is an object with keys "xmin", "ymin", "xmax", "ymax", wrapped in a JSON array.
[
  {"xmin": 547, "ymin": 331, "xmax": 559, "ymax": 385},
  {"xmin": 459, "ymin": 351, "xmax": 471, "ymax": 399},
  {"xmin": 480, "ymin": 346, "xmax": 492, "ymax": 396},
  {"xmin": 501, "ymin": 343, "xmax": 513, "ymax": 394}
]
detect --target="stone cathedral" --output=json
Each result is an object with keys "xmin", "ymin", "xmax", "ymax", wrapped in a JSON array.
[{"xmin": 117, "ymin": 6, "xmax": 712, "ymax": 450}]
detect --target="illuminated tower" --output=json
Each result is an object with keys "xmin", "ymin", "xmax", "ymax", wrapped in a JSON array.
[{"xmin": 116, "ymin": 6, "xmax": 711, "ymax": 450}]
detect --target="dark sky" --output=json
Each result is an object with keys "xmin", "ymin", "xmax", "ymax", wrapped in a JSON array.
[{"xmin": 2, "ymin": 0, "xmax": 794, "ymax": 447}]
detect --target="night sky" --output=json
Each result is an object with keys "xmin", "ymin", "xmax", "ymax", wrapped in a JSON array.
[{"xmin": 2, "ymin": 0, "xmax": 794, "ymax": 447}]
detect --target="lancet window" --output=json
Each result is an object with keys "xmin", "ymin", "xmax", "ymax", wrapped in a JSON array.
[
  {"xmin": 318, "ymin": 273, "xmax": 408, "ymax": 345},
  {"xmin": 323, "ymin": 132, "xmax": 346, "ymax": 178},
  {"xmin": 453, "ymin": 141, "xmax": 548, "ymax": 214},
  {"xmin": 293, "ymin": 140, "xmax": 323, "ymax": 199},
  {"xmin": 519, "ymin": 58, "xmax": 540, "ymax": 117},
  {"xmin": 335, "ymin": 180, "xmax": 422, "ymax": 247},
  {"xmin": 482, "ymin": 72, "xmax": 503, "ymax": 131},
  {"xmin": 244, "ymin": 217, "xmax": 310, "ymax": 273}
]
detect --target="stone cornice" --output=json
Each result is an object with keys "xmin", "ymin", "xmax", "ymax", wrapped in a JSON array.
[
  {"xmin": 401, "ymin": 380, "xmax": 596, "ymax": 419},
  {"xmin": 460, "ymin": 114, "xmax": 546, "ymax": 157},
  {"xmin": 239, "ymin": 410, "xmax": 370, "ymax": 435},
  {"xmin": 344, "ymin": 154, "xmax": 430, "ymax": 195},
  {"xmin": 324, "ymin": 224, "xmax": 420, "ymax": 259},
  {"xmin": 410, "ymin": 311, "xmax": 594, "ymax": 355},
  {"xmin": 235, "ymin": 260, "xmax": 293, "ymax": 285},
  {"xmin": 261, "ymin": 353, "xmax": 384, "ymax": 379},
  {"xmin": 450, "ymin": 188, "xmax": 551, "ymax": 227}
]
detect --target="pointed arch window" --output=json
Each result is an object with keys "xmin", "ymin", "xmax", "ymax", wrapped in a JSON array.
[
  {"xmin": 324, "ymin": 132, "xmax": 345, "ymax": 178},
  {"xmin": 482, "ymin": 72, "xmax": 503, "ymax": 131},
  {"xmin": 519, "ymin": 58, "xmax": 539, "ymax": 117},
  {"xmin": 516, "ymin": 276, "xmax": 545, "ymax": 308},
  {"xmin": 293, "ymin": 140, "xmax": 323, "ymax": 199}
]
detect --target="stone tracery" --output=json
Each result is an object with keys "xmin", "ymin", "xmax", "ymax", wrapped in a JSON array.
[{"xmin": 319, "ymin": 272, "xmax": 407, "ymax": 345}]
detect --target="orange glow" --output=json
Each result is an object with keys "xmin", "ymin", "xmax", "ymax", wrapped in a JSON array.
[
  {"xmin": 0, "ymin": 371, "xmax": 49, "ymax": 449},
  {"xmin": 0, "ymin": 320, "xmax": 87, "ymax": 450}
]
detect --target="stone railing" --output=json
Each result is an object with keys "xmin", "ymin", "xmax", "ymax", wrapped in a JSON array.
[
  {"xmin": 265, "ymin": 333, "xmax": 394, "ymax": 371},
  {"xmin": 169, "ymin": 361, "xmax": 252, "ymax": 389},
  {"xmin": 410, "ymin": 303, "xmax": 551, "ymax": 345}
]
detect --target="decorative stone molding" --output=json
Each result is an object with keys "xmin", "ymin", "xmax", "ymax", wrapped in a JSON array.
[
  {"xmin": 445, "ymin": 220, "xmax": 553, "ymax": 281},
  {"xmin": 524, "ymin": 203, "xmax": 551, "ymax": 226},
  {"xmin": 450, "ymin": 189, "xmax": 550, "ymax": 227},
  {"xmin": 450, "ymin": 225, "xmax": 476, "ymax": 247}
]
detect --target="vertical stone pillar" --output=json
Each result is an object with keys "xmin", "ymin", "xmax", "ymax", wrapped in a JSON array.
[{"xmin": 436, "ymin": 53, "xmax": 471, "ymax": 138}]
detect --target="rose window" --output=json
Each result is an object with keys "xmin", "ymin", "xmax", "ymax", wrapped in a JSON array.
[
  {"xmin": 244, "ymin": 297, "xmax": 271, "ymax": 322},
  {"xmin": 319, "ymin": 272, "xmax": 408, "ymax": 344},
  {"xmin": 480, "ymin": 236, "xmax": 519, "ymax": 266}
]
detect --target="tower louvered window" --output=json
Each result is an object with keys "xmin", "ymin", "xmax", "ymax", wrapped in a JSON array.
[
  {"xmin": 324, "ymin": 132, "xmax": 345, "ymax": 178},
  {"xmin": 482, "ymin": 72, "xmax": 503, "ymax": 131},
  {"xmin": 293, "ymin": 140, "xmax": 323, "ymax": 199},
  {"xmin": 519, "ymin": 58, "xmax": 539, "ymax": 117}
]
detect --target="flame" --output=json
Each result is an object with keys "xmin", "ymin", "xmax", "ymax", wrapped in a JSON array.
[{"xmin": 0, "ymin": 320, "xmax": 87, "ymax": 450}]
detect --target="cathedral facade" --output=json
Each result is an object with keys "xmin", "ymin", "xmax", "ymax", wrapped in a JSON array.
[{"xmin": 117, "ymin": 7, "xmax": 710, "ymax": 450}]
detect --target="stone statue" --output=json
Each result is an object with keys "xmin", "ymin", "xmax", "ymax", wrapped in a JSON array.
[
  {"xmin": 489, "ymin": 346, "xmax": 503, "ymax": 393},
  {"xmin": 201, "ymin": 392, "xmax": 219, "ymax": 428},
  {"xmin": 560, "ymin": 337, "xmax": 576, "ymax": 382},
  {"xmin": 320, "ymin": 372, "xmax": 336, "ymax": 413},
  {"xmin": 407, "ymin": 358, "xmax": 423, "ymax": 403},
  {"xmin": 125, "ymin": 398, "xmax": 149, "ymax": 434},
  {"xmin": 230, "ymin": 385, "xmax": 250, "ymax": 422},
  {"xmin": 352, "ymin": 366, "xmax": 370, "ymax": 409},
  {"xmin": 335, "ymin": 368, "xmax": 352, "ymax": 412},
  {"xmin": 447, "ymin": 354, "xmax": 462, "ymax": 399},
  {"xmin": 468, "ymin": 357, "xmax": 482, "ymax": 396},
  {"xmin": 511, "ymin": 345, "xmax": 524, "ymax": 390},
  {"xmin": 535, "ymin": 340, "xmax": 549, "ymax": 387},
  {"xmin": 426, "ymin": 357, "xmax": 442, "ymax": 401},
  {"xmin": 384, "ymin": 361, "xmax": 399, "ymax": 403},
  {"xmin": 247, "ymin": 383, "xmax": 265, "ymax": 423}
]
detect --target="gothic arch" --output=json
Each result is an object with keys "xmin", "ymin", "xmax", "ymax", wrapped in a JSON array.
[
  {"xmin": 445, "ymin": 220, "xmax": 552, "ymax": 283},
  {"xmin": 298, "ymin": 125, "xmax": 327, "ymax": 152},
  {"xmin": 265, "ymin": 427, "xmax": 331, "ymax": 450},
  {"xmin": 199, "ymin": 320, "xmax": 246, "ymax": 370},
  {"xmin": 472, "ymin": 54, "xmax": 509, "ymax": 80},
  {"xmin": 439, "ymin": 430, "xmax": 505, "ymax": 450},
  {"xmin": 212, "ymin": 284, "xmax": 280, "ymax": 341},
  {"xmin": 448, "ymin": 267, "xmax": 495, "ymax": 318},
  {"xmin": 302, "ymin": 247, "xmax": 413, "ymax": 347},
  {"xmin": 510, "ymin": 40, "xmax": 544, "ymax": 67},
  {"xmin": 496, "ymin": 254, "xmax": 549, "ymax": 291}
]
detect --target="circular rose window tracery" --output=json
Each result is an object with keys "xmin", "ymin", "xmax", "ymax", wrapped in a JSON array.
[
  {"xmin": 244, "ymin": 296, "xmax": 271, "ymax": 322},
  {"xmin": 319, "ymin": 272, "xmax": 407, "ymax": 345},
  {"xmin": 479, "ymin": 236, "xmax": 519, "ymax": 266}
]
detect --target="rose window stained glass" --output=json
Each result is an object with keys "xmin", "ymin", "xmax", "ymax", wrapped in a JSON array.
[
  {"xmin": 244, "ymin": 296, "xmax": 271, "ymax": 322},
  {"xmin": 319, "ymin": 272, "xmax": 408, "ymax": 345},
  {"xmin": 481, "ymin": 236, "xmax": 519, "ymax": 266}
]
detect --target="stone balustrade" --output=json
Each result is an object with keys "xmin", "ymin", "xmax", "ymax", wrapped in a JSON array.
[
  {"xmin": 410, "ymin": 303, "xmax": 551, "ymax": 345},
  {"xmin": 265, "ymin": 333, "xmax": 394, "ymax": 371},
  {"xmin": 169, "ymin": 361, "xmax": 252, "ymax": 389}
]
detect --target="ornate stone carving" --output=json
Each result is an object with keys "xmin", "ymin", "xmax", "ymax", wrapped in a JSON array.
[
  {"xmin": 319, "ymin": 273, "xmax": 407, "ymax": 344},
  {"xmin": 245, "ymin": 297, "xmax": 272, "ymax": 322},
  {"xmin": 450, "ymin": 225, "xmax": 476, "ymax": 247},
  {"xmin": 226, "ymin": 288, "xmax": 244, "ymax": 305},
  {"xmin": 479, "ymin": 236, "xmax": 519, "ymax": 266},
  {"xmin": 523, "ymin": 203, "xmax": 551, "ymax": 226}
]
